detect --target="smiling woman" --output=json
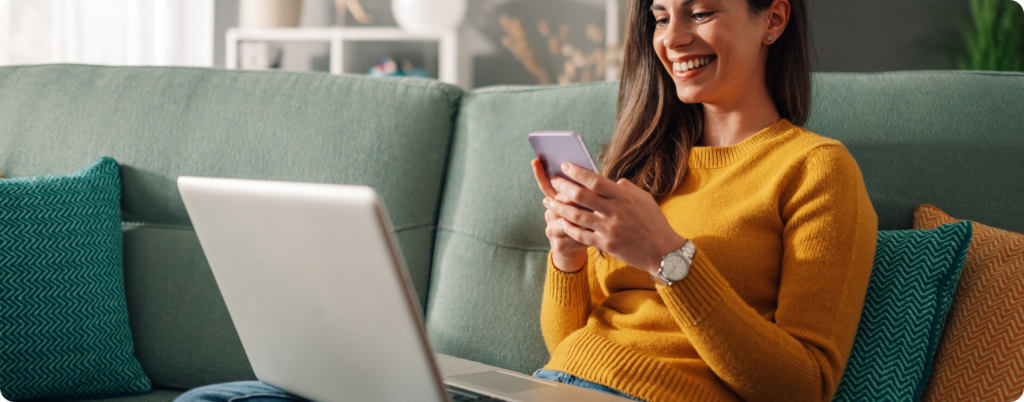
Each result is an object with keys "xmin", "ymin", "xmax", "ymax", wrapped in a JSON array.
[
  {"xmin": 607, "ymin": 0, "xmax": 810, "ymax": 199},
  {"xmin": 530, "ymin": 0, "xmax": 879, "ymax": 401}
]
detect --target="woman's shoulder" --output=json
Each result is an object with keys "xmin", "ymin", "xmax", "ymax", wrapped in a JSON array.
[
  {"xmin": 778, "ymin": 124, "xmax": 858, "ymax": 167},
  {"xmin": 784, "ymin": 124, "xmax": 845, "ymax": 152}
]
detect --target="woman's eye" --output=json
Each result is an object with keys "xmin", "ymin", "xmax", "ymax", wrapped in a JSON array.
[
  {"xmin": 693, "ymin": 12, "xmax": 713, "ymax": 21},
  {"xmin": 654, "ymin": 17, "xmax": 669, "ymax": 27}
]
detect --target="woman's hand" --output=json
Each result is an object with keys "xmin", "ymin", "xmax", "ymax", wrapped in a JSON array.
[
  {"xmin": 541, "ymin": 162, "xmax": 688, "ymax": 276},
  {"xmin": 532, "ymin": 159, "xmax": 588, "ymax": 273}
]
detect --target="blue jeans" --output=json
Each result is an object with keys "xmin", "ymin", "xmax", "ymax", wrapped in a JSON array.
[
  {"xmin": 531, "ymin": 369, "xmax": 645, "ymax": 401},
  {"xmin": 175, "ymin": 381, "xmax": 304, "ymax": 402},
  {"xmin": 175, "ymin": 370, "xmax": 645, "ymax": 402}
]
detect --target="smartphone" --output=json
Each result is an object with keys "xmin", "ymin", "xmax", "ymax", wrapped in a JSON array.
[{"xmin": 528, "ymin": 131, "xmax": 599, "ymax": 187}]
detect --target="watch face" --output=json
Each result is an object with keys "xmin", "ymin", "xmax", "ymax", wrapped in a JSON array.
[{"xmin": 662, "ymin": 254, "xmax": 689, "ymax": 281}]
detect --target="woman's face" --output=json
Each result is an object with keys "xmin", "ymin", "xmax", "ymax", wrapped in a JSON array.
[{"xmin": 650, "ymin": 0, "xmax": 772, "ymax": 106}]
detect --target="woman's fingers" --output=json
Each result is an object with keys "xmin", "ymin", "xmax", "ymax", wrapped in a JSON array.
[
  {"xmin": 556, "ymin": 217, "xmax": 599, "ymax": 248},
  {"xmin": 560, "ymin": 163, "xmax": 617, "ymax": 198},
  {"xmin": 544, "ymin": 205, "xmax": 587, "ymax": 254},
  {"xmin": 531, "ymin": 159, "xmax": 558, "ymax": 199},
  {"xmin": 544, "ymin": 197, "xmax": 598, "ymax": 230},
  {"xmin": 550, "ymin": 177, "xmax": 607, "ymax": 212}
]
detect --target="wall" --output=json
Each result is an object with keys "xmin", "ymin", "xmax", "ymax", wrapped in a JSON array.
[{"xmin": 808, "ymin": 0, "xmax": 968, "ymax": 72}]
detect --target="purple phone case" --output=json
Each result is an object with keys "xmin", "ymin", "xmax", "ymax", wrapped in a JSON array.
[{"xmin": 528, "ymin": 131, "xmax": 599, "ymax": 186}]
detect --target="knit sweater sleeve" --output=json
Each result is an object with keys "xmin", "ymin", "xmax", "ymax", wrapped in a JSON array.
[
  {"xmin": 657, "ymin": 145, "xmax": 878, "ymax": 402},
  {"xmin": 540, "ymin": 247, "xmax": 605, "ymax": 355}
]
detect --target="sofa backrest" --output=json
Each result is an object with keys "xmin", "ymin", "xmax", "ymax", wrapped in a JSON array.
[
  {"xmin": 426, "ymin": 83, "xmax": 618, "ymax": 374},
  {"xmin": 804, "ymin": 71, "xmax": 1024, "ymax": 234},
  {"xmin": 0, "ymin": 64, "xmax": 463, "ymax": 390},
  {"xmin": 426, "ymin": 71, "xmax": 1024, "ymax": 375}
]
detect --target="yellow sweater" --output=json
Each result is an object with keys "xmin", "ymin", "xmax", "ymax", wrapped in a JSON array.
[{"xmin": 540, "ymin": 120, "xmax": 878, "ymax": 402}]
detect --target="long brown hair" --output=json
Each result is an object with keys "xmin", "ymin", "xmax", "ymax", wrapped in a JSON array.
[{"xmin": 602, "ymin": 0, "xmax": 811, "ymax": 202}]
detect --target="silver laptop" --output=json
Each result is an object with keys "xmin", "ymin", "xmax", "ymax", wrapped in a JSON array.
[{"xmin": 177, "ymin": 176, "xmax": 630, "ymax": 402}]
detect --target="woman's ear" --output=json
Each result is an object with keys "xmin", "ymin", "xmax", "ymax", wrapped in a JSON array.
[{"xmin": 763, "ymin": 0, "xmax": 791, "ymax": 45}]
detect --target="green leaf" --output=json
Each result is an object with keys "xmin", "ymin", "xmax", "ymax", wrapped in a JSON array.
[{"xmin": 945, "ymin": 0, "xmax": 1024, "ymax": 71}]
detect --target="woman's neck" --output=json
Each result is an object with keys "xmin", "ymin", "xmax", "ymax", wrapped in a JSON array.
[{"xmin": 699, "ymin": 83, "xmax": 782, "ymax": 148}]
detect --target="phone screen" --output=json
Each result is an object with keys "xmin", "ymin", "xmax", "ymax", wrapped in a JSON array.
[{"xmin": 528, "ymin": 131, "xmax": 599, "ymax": 186}]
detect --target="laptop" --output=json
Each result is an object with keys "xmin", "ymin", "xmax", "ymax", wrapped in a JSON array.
[{"xmin": 177, "ymin": 176, "xmax": 631, "ymax": 402}]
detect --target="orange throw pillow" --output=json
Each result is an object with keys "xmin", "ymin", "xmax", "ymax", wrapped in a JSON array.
[{"xmin": 915, "ymin": 204, "xmax": 1024, "ymax": 402}]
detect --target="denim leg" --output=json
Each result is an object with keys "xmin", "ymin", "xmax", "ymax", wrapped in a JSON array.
[
  {"xmin": 174, "ymin": 381, "xmax": 309, "ymax": 402},
  {"xmin": 532, "ymin": 369, "xmax": 645, "ymax": 401},
  {"xmin": 531, "ymin": 369, "xmax": 569, "ymax": 382}
]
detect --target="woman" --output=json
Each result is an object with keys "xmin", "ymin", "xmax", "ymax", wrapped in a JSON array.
[
  {"xmin": 529, "ymin": 0, "xmax": 876, "ymax": 401},
  {"xmin": 177, "ymin": 0, "xmax": 876, "ymax": 400}
]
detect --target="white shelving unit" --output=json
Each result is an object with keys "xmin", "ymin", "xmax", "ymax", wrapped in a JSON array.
[{"xmin": 226, "ymin": 27, "xmax": 470, "ymax": 88}]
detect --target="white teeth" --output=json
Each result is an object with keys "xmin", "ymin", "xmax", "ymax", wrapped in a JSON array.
[{"xmin": 673, "ymin": 56, "xmax": 715, "ymax": 73}]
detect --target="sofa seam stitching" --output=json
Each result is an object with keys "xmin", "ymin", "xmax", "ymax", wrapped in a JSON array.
[{"xmin": 436, "ymin": 226, "xmax": 549, "ymax": 251}]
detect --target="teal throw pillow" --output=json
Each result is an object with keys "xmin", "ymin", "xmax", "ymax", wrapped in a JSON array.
[
  {"xmin": 0, "ymin": 157, "xmax": 151, "ymax": 400},
  {"xmin": 833, "ymin": 221, "xmax": 972, "ymax": 402}
]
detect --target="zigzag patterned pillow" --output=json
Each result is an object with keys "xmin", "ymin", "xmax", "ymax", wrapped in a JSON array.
[
  {"xmin": 0, "ymin": 157, "xmax": 151, "ymax": 400},
  {"xmin": 833, "ymin": 221, "xmax": 972, "ymax": 402},
  {"xmin": 914, "ymin": 205, "xmax": 1024, "ymax": 402}
]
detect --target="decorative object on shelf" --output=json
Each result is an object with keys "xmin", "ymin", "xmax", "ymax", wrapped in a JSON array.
[
  {"xmin": 500, "ymin": 15, "xmax": 550, "ymax": 85},
  {"xmin": 946, "ymin": 0, "xmax": 1023, "ymax": 71},
  {"xmin": 391, "ymin": 0, "xmax": 466, "ymax": 35},
  {"xmin": 501, "ymin": 14, "xmax": 608, "ymax": 85},
  {"xmin": 335, "ymin": 0, "xmax": 372, "ymax": 25},
  {"xmin": 240, "ymin": 0, "xmax": 304, "ymax": 28},
  {"xmin": 540, "ymin": 19, "xmax": 605, "ymax": 84},
  {"xmin": 238, "ymin": 0, "xmax": 304, "ymax": 70},
  {"xmin": 239, "ymin": 42, "xmax": 283, "ymax": 70},
  {"xmin": 368, "ymin": 57, "xmax": 428, "ymax": 77}
]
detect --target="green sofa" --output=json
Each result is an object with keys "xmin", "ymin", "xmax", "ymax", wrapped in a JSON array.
[{"xmin": 0, "ymin": 64, "xmax": 1021, "ymax": 402}]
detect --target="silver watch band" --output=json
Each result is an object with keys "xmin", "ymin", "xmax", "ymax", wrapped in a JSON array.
[{"xmin": 651, "ymin": 240, "xmax": 696, "ymax": 286}]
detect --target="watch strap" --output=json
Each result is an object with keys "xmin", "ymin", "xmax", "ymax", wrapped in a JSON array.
[{"xmin": 651, "ymin": 240, "xmax": 695, "ymax": 286}]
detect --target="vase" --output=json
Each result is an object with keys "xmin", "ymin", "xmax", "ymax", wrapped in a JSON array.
[
  {"xmin": 391, "ymin": 0, "xmax": 466, "ymax": 35},
  {"xmin": 239, "ymin": 0, "xmax": 303, "ymax": 28}
]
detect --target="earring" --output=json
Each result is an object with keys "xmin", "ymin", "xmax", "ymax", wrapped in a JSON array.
[{"xmin": 766, "ymin": 35, "xmax": 774, "ymax": 43}]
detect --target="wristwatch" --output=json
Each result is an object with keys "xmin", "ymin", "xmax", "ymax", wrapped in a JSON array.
[{"xmin": 651, "ymin": 240, "xmax": 696, "ymax": 286}]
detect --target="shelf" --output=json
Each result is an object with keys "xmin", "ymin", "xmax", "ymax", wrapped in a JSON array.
[{"xmin": 226, "ymin": 27, "xmax": 468, "ymax": 88}]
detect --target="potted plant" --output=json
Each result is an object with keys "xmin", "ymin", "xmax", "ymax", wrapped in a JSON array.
[{"xmin": 948, "ymin": 0, "xmax": 1024, "ymax": 71}]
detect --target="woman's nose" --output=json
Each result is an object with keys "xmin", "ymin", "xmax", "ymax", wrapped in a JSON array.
[{"xmin": 661, "ymin": 20, "xmax": 694, "ymax": 50}]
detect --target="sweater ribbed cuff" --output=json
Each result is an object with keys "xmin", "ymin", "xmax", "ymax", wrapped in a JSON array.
[
  {"xmin": 656, "ymin": 248, "xmax": 732, "ymax": 326},
  {"xmin": 545, "ymin": 251, "xmax": 589, "ymax": 307}
]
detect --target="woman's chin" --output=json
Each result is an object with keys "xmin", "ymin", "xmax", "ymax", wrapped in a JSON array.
[{"xmin": 674, "ymin": 88, "xmax": 706, "ymax": 104}]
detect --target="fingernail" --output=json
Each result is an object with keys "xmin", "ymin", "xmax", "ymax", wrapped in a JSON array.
[
  {"xmin": 542, "ymin": 198, "xmax": 550, "ymax": 206},
  {"xmin": 561, "ymin": 163, "xmax": 571, "ymax": 172}
]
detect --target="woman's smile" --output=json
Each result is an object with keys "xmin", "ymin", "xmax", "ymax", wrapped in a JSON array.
[{"xmin": 671, "ymin": 55, "xmax": 717, "ymax": 79}]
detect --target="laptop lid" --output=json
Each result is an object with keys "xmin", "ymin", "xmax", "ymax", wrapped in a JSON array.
[{"xmin": 177, "ymin": 176, "xmax": 446, "ymax": 402}]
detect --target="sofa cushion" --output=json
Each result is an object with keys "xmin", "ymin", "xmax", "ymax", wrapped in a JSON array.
[
  {"xmin": 0, "ymin": 65, "xmax": 463, "ymax": 390},
  {"xmin": 0, "ymin": 157, "xmax": 151, "ymax": 400},
  {"xmin": 426, "ymin": 83, "xmax": 618, "ymax": 374},
  {"xmin": 833, "ymin": 221, "xmax": 972, "ymax": 402},
  {"xmin": 914, "ymin": 205, "xmax": 1024, "ymax": 402}
]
